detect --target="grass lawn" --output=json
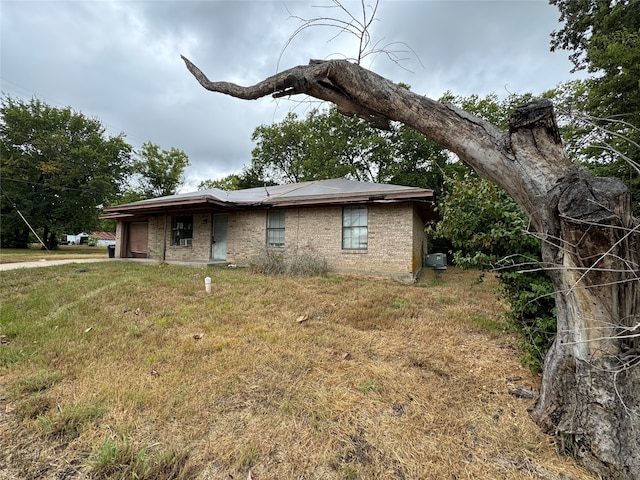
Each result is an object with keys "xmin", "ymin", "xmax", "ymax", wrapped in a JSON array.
[{"xmin": 0, "ymin": 263, "xmax": 594, "ymax": 479}]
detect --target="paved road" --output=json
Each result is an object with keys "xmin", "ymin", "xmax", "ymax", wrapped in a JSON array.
[{"xmin": 0, "ymin": 258, "xmax": 112, "ymax": 271}]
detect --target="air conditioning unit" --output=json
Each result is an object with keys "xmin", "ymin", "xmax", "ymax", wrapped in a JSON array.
[
  {"xmin": 425, "ymin": 253, "xmax": 447, "ymax": 270},
  {"xmin": 180, "ymin": 238, "xmax": 193, "ymax": 247}
]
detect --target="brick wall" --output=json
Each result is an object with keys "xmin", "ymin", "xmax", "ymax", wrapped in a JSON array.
[
  {"xmin": 147, "ymin": 216, "xmax": 163, "ymax": 259},
  {"xmin": 243, "ymin": 202, "xmax": 423, "ymax": 281},
  {"xmin": 161, "ymin": 213, "xmax": 212, "ymax": 262},
  {"xmin": 226, "ymin": 210, "xmax": 266, "ymax": 264},
  {"xmin": 127, "ymin": 202, "xmax": 426, "ymax": 280},
  {"xmin": 412, "ymin": 208, "xmax": 428, "ymax": 274}
]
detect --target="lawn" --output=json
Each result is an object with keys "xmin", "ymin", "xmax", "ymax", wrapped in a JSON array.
[{"xmin": 0, "ymin": 263, "xmax": 594, "ymax": 479}]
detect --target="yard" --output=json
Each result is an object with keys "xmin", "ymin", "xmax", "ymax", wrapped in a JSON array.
[{"xmin": 0, "ymin": 262, "xmax": 594, "ymax": 479}]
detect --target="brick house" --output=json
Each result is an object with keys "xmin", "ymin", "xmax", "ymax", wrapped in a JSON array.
[{"xmin": 102, "ymin": 178, "xmax": 436, "ymax": 281}]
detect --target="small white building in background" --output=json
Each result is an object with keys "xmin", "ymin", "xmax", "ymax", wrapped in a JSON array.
[
  {"xmin": 64, "ymin": 232, "xmax": 115, "ymax": 246},
  {"xmin": 66, "ymin": 232, "xmax": 90, "ymax": 245},
  {"xmin": 90, "ymin": 232, "xmax": 116, "ymax": 247}
]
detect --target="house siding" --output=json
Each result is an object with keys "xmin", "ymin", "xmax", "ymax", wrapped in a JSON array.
[
  {"xmin": 226, "ymin": 202, "xmax": 423, "ymax": 281},
  {"xmin": 118, "ymin": 202, "xmax": 427, "ymax": 281},
  {"xmin": 226, "ymin": 210, "xmax": 266, "ymax": 264},
  {"xmin": 158, "ymin": 213, "xmax": 212, "ymax": 262}
]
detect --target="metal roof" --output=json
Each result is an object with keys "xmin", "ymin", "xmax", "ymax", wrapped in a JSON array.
[
  {"xmin": 103, "ymin": 178, "xmax": 435, "ymax": 216},
  {"xmin": 90, "ymin": 231, "xmax": 116, "ymax": 241}
]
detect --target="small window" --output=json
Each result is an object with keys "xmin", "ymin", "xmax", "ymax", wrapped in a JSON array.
[
  {"xmin": 171, "ymin": 215, "xmax": 193, "ymax": 246},
  {"xmin": 342, "ymin": 206, "xmax": 368, "ymax": 250},
  {"xmin": 266, "ymin": 210, "xmax": 285, "ymax": 248}
]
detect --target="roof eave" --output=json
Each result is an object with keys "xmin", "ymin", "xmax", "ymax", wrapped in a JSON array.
[
  {"xmin": 102, "ymin": 190, "xmax": 435, "ymax": 215},
  {"xmin": 263, "ymin": 191, "xmax": 434, "ymax": 208},
  {"xmin": 102, "ymin": 196, "xmax": 230, "ymax": 214}
]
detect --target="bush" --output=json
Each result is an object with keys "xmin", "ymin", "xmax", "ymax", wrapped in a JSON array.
[
  {"xmin": 286, "ymin": 251, "xmax": 328, "ymax": 276},
  {"xmin": 248, "ymin": 249, "xmax": 286, "ymax": 275},
  {"xmin": 498, "ymin": 269, "xmax": 556, "ymax": 371},
  {"xmin": 248, "ymin": 249, "xmax": 328, "ymax": 277}
]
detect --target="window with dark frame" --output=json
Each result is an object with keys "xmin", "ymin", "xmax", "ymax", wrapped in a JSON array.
[
  {"xmin": 342, "ymin": 206, "xmax": 368, "ymax": 250},
  {"xmin": 266, "ymin": 210, "xmax": 285, "ymax": 248},
  {"xmin": 171, "ymin": 215, "xmax": 193, "ymax": 246}
]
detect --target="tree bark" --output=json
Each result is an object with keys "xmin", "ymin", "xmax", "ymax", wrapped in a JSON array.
[{"xmin": 182, "ymin": 57, "xmax": 640, "ymax": 479}]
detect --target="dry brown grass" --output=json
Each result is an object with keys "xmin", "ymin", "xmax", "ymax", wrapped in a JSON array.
[
  {"xmin": 0, "ymin": 245, "xmax": 108, "ymax": 264},
  {"xmin": 0, "ymin": 263, "xmax": 596, "ymax": 479}
]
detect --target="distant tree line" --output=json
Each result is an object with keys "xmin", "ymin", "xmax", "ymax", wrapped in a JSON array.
[{"xmin": 0, "ymin": 96, "xmax": 190, "ymax": 249}]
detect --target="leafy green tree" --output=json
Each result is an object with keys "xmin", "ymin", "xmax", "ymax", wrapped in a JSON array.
[
  {"xmin": 250, "ymin": 105, "xmax": 451, "ymax": 191},
  {"xmin": 198, "ymin": 165, "xmax": 276, "ymax": 191},
  {"xmin": 250, "ymin": 112, "xmax": 313, "ymax": 183},
  {"xmin": 198, "ymin": 175, "xmax": 243, "ymax": 191},
  {"xmin": 551, "ymin": 0, "xmax": 640, "ymax": 213},
  {"xmin": 384, "ymin": 124, "xmax": 456, "ymax": 195},
  {"xmin": 250, "ymin": 108, "xmax": 392, "ymax": 183},
  {"xmin": 132, "ymin": 141, "xmax": 190, "ymax": 198},
  {"xmin": 0, "ymin": 96, "xmax": 132, "ymax": 248}
]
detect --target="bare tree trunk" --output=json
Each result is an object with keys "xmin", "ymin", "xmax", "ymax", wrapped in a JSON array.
[
  {"xmin": 182, "ymin": 57, "xmax": 640, "ymax": 479},
  {"xmin": 530, "ymin": 166, "xmax": 640, "ymax": 479}
]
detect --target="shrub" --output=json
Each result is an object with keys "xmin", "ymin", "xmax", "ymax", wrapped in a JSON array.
[
  {"xmin": 248, "ymin": 249, "xmax": 286, "ymax": 275},
  {"xmin": 433, "ymin": 174, "xmax": 557, "ymax": 371},
  {"xmin": 286, "ymin": 251, "xmax": 328, "ymax": 276},
  {"xmin": 248, "ymin": 249, "xmax": 328, "ymax": 277},
  {"xmin": 499, "ymin": 269, "xmax": 556, "ymax": 371}
]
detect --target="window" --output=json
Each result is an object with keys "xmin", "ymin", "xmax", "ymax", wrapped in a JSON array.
[
  {"xmin": 266, "ymin": 210, "xmax": 285, "ymax": 248},
  {"xmin": 342, "ymin": 206, "xmax": 368, "ymax": 250},
  {"xmin": 171, "ymin": 215, "xmax": 193, "ymax": 246}
]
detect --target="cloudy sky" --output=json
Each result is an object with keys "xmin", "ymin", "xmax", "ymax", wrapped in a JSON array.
[{"xmin": 1, "ymin": 0, "xmax": 583, "ymax": 191}]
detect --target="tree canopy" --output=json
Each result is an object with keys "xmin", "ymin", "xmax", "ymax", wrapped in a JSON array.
[
  {"xmin": 0, "ymin": 96, "xmax": 132, "ymax": 248},
  {"xmin": 551, "ymin": 0, "xmax": 640, "ymax": 214},
  {"xmin": 197, "ymin": 167, "xmax": 271, "ymax": 191},
  {"xmin": 131, "ymin": 141, "xmax": 190, "ymax": 199},
  {"xmin": 210, "ymin": 105, "xmax": 452, "ymax": 195}
]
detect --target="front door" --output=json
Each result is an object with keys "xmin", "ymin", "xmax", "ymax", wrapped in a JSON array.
[
  {"xmin": 212, "ymin": 213, "xmax": 228, "ymax": 261},
  {"xmin": 128, "ymin": 222, "xmax": 148, "ymax": 258}
]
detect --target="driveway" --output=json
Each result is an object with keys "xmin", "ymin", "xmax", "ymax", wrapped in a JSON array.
[{"xmin": 0, "ymin": 258, "xmax": 112, "ymax": 271}]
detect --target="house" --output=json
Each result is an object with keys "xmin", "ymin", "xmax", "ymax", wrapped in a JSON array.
[
  {"xmin": 90, "ymin": 231, "xmax": 116, "ymax": 247},
  {"xmin": 102, "ymin": 178, "xmax": 437, "ymax": 281}
]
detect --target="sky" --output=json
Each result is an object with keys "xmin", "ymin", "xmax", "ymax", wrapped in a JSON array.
[{"xmin": 1, "ymin": 0, "xmax": 584, "ymax": 191}]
